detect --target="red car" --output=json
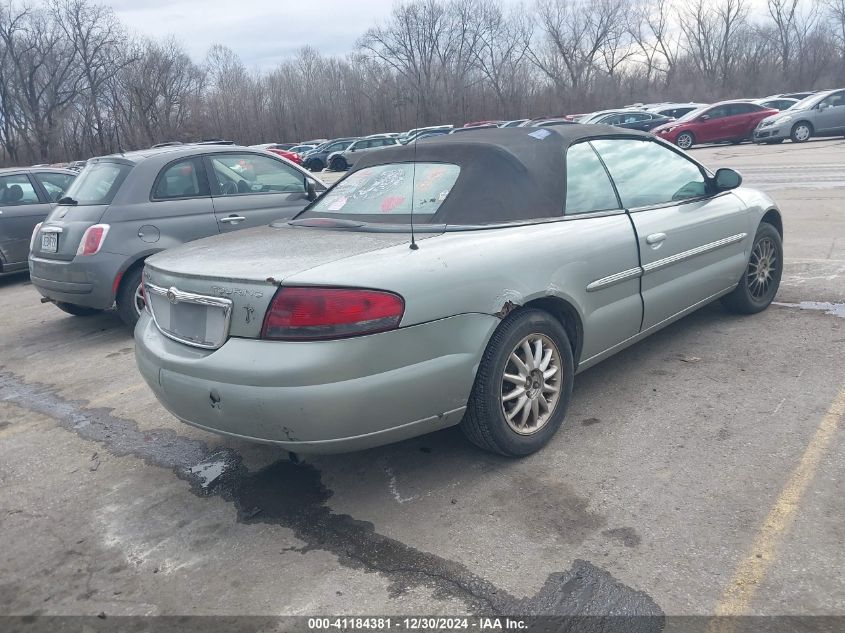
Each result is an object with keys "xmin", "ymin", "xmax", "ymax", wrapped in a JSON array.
[
  {"xmin": 266, "ymin": 148, "xmax": 303, "ymax": 165},
  {"xmin": 651, "ymin": 100, "xmax": 778, "ymax": 149}
]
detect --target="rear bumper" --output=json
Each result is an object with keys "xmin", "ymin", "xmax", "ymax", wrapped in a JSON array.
[
  {"xmin": 134, "ymin": 312, "xmax": 499, "ymax": 453},
  {"xmin": 28, "ymin": 252, "xmax": 124, "ymax": 309}
]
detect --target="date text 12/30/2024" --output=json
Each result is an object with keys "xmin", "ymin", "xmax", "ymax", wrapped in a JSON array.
[{"xmin": 307, "ymin": 618, "xmax": 528, "ymax": 630}]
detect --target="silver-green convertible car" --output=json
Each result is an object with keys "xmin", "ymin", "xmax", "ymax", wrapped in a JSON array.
[{"xmin": 135, "ymin": 126, "xmax": 783, "ymax": 456}]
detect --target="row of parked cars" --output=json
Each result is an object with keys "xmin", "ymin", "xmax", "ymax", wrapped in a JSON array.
[{"xmin": 266, "ymin": 89, "xmax": 844, "ymax": 173}]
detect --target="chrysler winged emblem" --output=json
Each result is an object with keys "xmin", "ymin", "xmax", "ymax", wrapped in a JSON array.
[{"xmin": 166, "ymin": 287, "xmax": 179, "ymax": 304}]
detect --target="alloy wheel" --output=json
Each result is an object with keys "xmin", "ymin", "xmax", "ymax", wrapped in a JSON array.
[
  {"xmin": 746, "ymin": 237, "xmax": 778, "ymax": 300},
  {"xmin": 500, "ymin": 334, "xmax": 562, "ymax": 435},
  {"xmin": 677, "ymin": 133, "xmax": 693, "ymax": 149}
]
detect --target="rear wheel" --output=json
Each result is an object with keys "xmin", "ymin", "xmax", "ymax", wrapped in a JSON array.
[
  {"xmin": 116, "ymin": 265, "xmax": 145, "ymax": 329},
  {"xmin": 790, "ymin": 122, "xmax": 812, "ymax": 143},
  {"xmin": 675, "ymin": 132, "xmax": 695, "ymax": 150},
  {"xmin": 55, "ymin": 302, "xmax": 102, "ymax": 317},
  {"xmin": 721, "ymin": 223, "xmax": 782, "ymax": 314},
  {"xmin": 306, "ymin": 158, "xmax": 324, "ymax": 172},
  {"xmin": 329, "ymin": 156, "xmax": 348, "ymax": 171},
  {"xmin": 461, "ymin": 309, "xmax": 574, "ymax": 456}
]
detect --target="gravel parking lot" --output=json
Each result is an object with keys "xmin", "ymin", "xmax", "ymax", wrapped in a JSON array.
[{"xmin": 1, "ymin": 139, "xmax": 844, "ymax": 625}]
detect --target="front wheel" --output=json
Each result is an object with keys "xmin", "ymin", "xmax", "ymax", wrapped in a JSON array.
[
  {"xmin": 461, "ymin": 309, "xmax": 575, "ymax": 456},
  {"xmin": 721, "ymin": 223, "xmax": 782, "ymax": 314},
  {"xmin": 116, "ymin": 265, "xmax": 145, "ymax": 329},
  {"xmin": 790, "ymin": 122, "xmax": 812, "ymax": 143},
  {"xmin": 675, "ymin": 132, "xmax": 695, "ymax": 150},
  {"xmin": 55, "ymin": 302, "xmax": 102, "ymax": 317},
  {"xmin": 306, "ymin": 159, "xmax": 324, "ymax": 172}
]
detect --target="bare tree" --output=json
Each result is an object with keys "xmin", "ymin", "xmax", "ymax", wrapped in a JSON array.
[
  {"xmin": 0, "ymin": 3, "xmax": 85, "ymax": 160},
  {"xmin": 629, "ymin": 0, "xmax": 680, "ymax": 88},
  {"xmin": 472, "ymin": 4, "xmax": 533, "ymax": 115},
  {"xmin": 48, "ymin": 0, "xmax": 131, "ymax": 155},
  {"xmin": 823, "ymin": 0, "xmax": 845, "ymax": 58},
  {"xmin": 678, "ymin": 0, "xmax": 750, "ymax": 93},
  {"xmin": 531, "ymin": 0, "xmax": 631, "ymax": 107}
]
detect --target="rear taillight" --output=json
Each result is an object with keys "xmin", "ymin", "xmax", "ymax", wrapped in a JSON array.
[
  {"xmin": 77, "ymin": 224, "xmax": 110, "ymax": 256},
  {"xmin": 30, "ymin": 223, "xmax": 43, "ymax": 250},
  {"xmin": 261, "ymin": 287, "xmax": 405, "ymax": 340}
]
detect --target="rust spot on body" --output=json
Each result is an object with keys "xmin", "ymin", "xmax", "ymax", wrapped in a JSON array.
[{"xmin": 495, "ymin": 300, "xmax": 520, "ymax": 319}]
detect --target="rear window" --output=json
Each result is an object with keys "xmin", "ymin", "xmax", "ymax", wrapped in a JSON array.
[
  {"xmin": 62, "ymin": 161, "xmax": 131, "ymax": 205},
  {"xmin": 34, "ymin": 172, "xmax": 76, "ymax": 201},
  {"xmin": 303, "ymin": 163, "xmax": 460, "ymax": 221}
]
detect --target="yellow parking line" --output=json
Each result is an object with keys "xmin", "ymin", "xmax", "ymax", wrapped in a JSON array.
[{"xmin": 708, "ymin": 384, "xmax": 845, "ymax": 631}]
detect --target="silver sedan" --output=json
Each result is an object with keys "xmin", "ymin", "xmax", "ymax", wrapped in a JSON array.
[{"xmin": 135, "ymin": 126, "xmax": 783, "ymax": 456}]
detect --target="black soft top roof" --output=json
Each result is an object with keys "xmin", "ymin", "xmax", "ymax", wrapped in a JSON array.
[{"xmin": 350, "ymin": 124, "xmax": 650, "ymax": 224}]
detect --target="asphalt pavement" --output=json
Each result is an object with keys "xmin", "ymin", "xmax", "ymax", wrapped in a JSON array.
[{"xmin": 1, "ymin": 138, "xmax": 843, "ymax": 627}]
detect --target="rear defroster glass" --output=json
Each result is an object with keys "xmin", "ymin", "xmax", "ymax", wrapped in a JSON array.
[
  {"xmin": 62, "ymin": 162, "xmax": 131, "ymax": 205},
  {"xmin": 306, "ymin": 163, "xmax": 460, "ymax": 219}
]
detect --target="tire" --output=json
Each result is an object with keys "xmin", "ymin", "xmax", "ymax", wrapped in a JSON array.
[
  {"xmin": 306, "ymin": 159, "xmax": 324, "ymax": 172},
  {"xmin": 461, "ymin": 308, "xmax": 575, "ymax": 456},
  {"xmin": 55, "ymin": 302, "xmax": 102, "ymax": 317},
  {"xmin": 116, "ymin": 265, "xmax": 145, "ymax": 329},
  {"xmin": 675, "ymin": 132, "xmax": 695, "ymax": 150},
  {"xmin": 790, "ymin": 122, "xmax": 812, "ymax": 143},
  {"xmin": 721, "ymin": 222, "xmax": 783, "ymax": 315},
  {"xmin": 765, "ymin": 139, "xmax": 785, "ymax": 144},
  {"xmin": 329, "ymin": 156, "xmax": 348, "ymax": 171}
]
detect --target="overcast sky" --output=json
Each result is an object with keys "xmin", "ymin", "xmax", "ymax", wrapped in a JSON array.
[{"xmin": 101, "ymin": 0, "xmax": 398, "ymax": 69}]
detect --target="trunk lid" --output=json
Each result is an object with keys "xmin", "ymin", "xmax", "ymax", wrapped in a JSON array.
[
  {"xmin": 144, "ymin": 222, "xmax": 427, "ymax": 283},
  {"xmin": 143, "ymin": 223, "xmax": 434, "ymax": 343}
]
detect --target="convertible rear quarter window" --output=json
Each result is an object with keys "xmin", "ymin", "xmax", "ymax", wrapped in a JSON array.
[{"xmin": 565, "ymin": 143, "xmax": 620, "ymax": 215}]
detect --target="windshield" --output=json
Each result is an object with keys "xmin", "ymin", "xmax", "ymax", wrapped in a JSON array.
[
  {"xmin": 60, "ymin": 161, "xmax": 131, "ymax": 205},
  {"xmin": 788, "ymin": 93, "xmax": 824, "ymax": 111},
  {"xmin": 300, "ymin": 163, "xmax": 460, "ymax": 223},
  {"xmin": 676, "ymin": 107, "xmax": 708, "ymax": 122}
]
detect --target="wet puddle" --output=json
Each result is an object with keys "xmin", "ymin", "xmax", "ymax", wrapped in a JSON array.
[{"xmin": 774, "ymin": 301, "xmax": 845, "ymax": 319}]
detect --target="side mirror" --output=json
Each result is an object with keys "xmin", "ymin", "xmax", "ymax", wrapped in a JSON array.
[
  {"xmin": 699, "ymin": 114, "xmax": 710, "ymax": 121},
  {"xmin": 818, "ymin": 102, "xmax": 829, "ymax": 110},
  {"xmin": 305, "ymin": 179, "xmax": 318, "ymax": 201},
  {"xmin": 714, "ymin": 168, "xmax": 742, "ymax": 191}
]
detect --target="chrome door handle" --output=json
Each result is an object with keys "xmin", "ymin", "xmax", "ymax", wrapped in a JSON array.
[
  {"xmin": 646, "ymin": 233, "xmax": 667, "ymax": 245},
  {"xmin": 220, "ymin": 215, "xmax": 246, "ymax": 224}
]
